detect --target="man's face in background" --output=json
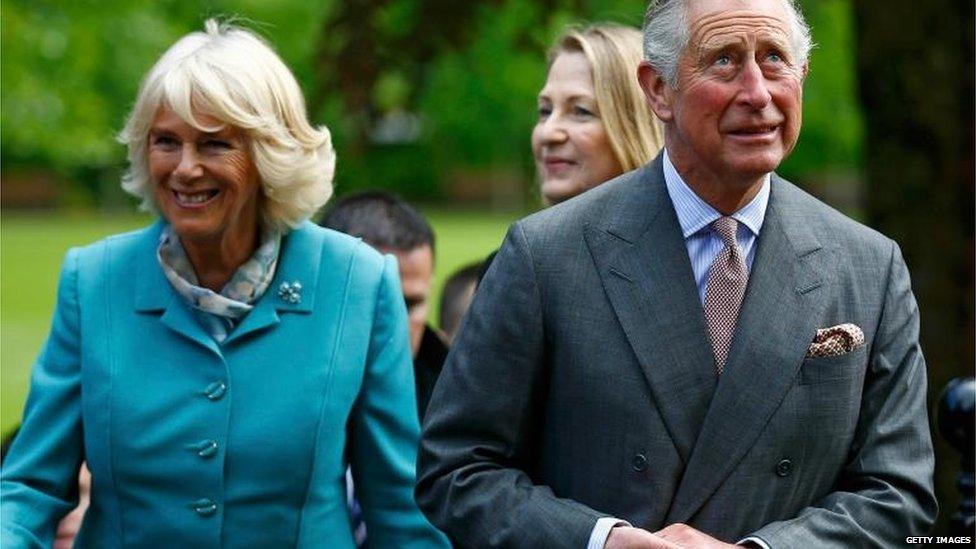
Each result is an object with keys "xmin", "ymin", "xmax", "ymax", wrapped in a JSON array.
[{"xmin": 386, "ymin": 244, "xmax": 434, "ymax": 357}]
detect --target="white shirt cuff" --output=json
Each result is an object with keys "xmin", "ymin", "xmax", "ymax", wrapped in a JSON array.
[
  {"xmin": 738, "ymin": 535, "xmax": 771, "ymax": 549},
  {"xmin": 587, "ymin": 517, "xmax": 631, "ymax": 549}
]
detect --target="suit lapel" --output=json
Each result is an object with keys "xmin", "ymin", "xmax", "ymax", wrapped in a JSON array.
[
  {"xmin": 666, "ymin": 177, "xmax": 829, "ymax": 523},
  {"xmin": 585, "ymin": 158, "xmax": 717, "ymax": 464}
]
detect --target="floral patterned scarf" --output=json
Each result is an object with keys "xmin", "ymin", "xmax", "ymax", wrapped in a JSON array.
[{"xmin": 157, "ymin": 224, "xmax": 281, "ymax": 343}]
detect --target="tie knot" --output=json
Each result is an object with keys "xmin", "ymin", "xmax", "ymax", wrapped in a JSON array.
[{"xmin": 712, "ymin": 216, "xmax": 739, "ymax": 248}]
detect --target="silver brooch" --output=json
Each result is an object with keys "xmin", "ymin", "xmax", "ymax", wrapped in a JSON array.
[{"xmin": 277, "ymin": 280, "xmax": 302, "ymax": 304}]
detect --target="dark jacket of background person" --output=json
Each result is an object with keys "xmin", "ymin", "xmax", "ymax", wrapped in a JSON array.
[
  {"xmin": 416, "ymin": 156, "xmax": 937, "ymax": 548},
  {"xmin": 414, "ymin": 327, "xmax": 449, "ymax": 419}
]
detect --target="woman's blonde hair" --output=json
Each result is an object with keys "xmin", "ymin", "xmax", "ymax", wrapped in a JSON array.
[
  {"xmin": 118, "ymin": 19, "xmax": 335, "ymax": 232},
  {"xmin": 549, "ymin": 23, "xmax": 664, "ymax": 172}
]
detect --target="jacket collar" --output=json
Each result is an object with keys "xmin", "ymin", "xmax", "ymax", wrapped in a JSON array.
[{"xmin": 135, "ymin": 220, "xmax": 323, "ymax": 351}]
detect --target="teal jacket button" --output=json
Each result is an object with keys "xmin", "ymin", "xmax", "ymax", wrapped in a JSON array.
[
  {"xmin": 197, "ymin": 439, "xmax": 218, "ymax": 458},
  {"xmin": 203, "ymin": 381, "xmax": 227, "ymax": 400},
  {"xmin": 186, "ymin": 439, "xmax": 219, "ymax": 459},
  {"xmin": 190, "ymin": 498, "xmax": 217, "ymax": 516}
]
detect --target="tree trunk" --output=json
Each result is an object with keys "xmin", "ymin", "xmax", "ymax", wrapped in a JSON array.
[{"xmin": 854, "ymin": 0, "xmax": 975, "ymax": 535}]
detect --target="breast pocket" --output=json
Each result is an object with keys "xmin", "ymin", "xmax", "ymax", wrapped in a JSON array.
[{"xmin": 798, "ymin": 345, "xmax": 868, "ymax": 385}]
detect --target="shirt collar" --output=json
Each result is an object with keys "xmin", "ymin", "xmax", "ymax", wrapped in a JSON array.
[{"xmin": 662, "ymin": 148, "xmax": 771, "ymax": 238}]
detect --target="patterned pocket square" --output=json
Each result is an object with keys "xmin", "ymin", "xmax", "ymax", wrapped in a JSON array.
[{"xmin": 806, "ymin": 323, "xmax": 865, "ymax": 358}]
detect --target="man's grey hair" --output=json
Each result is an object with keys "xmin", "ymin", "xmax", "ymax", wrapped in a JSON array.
[{"xmin": 642, "ymin": 0, "xmax": 813, "ymax": 88}]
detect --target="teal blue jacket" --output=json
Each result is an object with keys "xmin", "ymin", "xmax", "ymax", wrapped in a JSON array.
[{"xmin": 1, "ymin": 221, "xmax": 449, "ymax": 548}]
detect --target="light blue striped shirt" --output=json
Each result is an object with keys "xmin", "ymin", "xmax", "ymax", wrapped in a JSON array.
[{"xmin": 662, "ymin": 150, "xmax": 771, "ymax": 304}]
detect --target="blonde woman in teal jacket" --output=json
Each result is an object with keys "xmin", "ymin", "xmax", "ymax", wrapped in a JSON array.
[{"xmin": 0, "ymin": 20, "xmax": 448, "ymax": 549}]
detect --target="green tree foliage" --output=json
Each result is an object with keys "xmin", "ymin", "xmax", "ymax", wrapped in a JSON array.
[
  {"xmin": 1, "ymin": 0, "xmax": 331, "ymax": 204},
  {"xmin": 2, "ymin": 0, "xmax": 863, "ymax": 207},
  {"xmin": 781, "ymin": 0, "xmax": 863, "ymax": 179}
]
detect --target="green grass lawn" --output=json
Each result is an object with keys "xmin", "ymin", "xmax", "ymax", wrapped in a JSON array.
[{"xmin": 0, "ymin": 208, "xmax": 521, "ymax": 434}]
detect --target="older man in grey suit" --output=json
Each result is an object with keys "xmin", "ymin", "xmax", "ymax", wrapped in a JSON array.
[{"xmin": 416, "ymin": 0, "xmax": 938, "ymax": 547}]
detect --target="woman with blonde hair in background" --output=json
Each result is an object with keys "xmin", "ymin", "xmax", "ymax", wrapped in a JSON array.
[
  {"xmin": 478, "ymin": 23, "xmax": 664, "ymax": 283},
  {"xmin": 533, "ymin": 23, "xmax": 664, "ymax": 205}
]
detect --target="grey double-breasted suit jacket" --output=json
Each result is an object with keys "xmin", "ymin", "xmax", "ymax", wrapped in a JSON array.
[{"xmin": 415, "ymin": 155, "xmax": 937, "ymax": 548}]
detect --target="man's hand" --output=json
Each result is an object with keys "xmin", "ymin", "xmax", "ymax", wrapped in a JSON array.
[
  {"xmin": 654, "ymin": 523, "xmax": 738, "ymax": 548},
  {"xmin": 605, "ymin": 526, "xmax": 681, "ymax": 548}
]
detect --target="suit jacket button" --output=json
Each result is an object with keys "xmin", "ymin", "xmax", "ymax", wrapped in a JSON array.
[
  {"xmin": 632, "ymin": 454, "xmax": 648, "ymax": 472},
  {"xmin": 775, "ymin": 459, "xmax": 793, "ymax": 477}
]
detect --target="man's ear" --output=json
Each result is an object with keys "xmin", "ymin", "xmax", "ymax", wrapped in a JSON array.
[{"xmin": 638, "ymin": 61, "xmax": 674, "ymax": 123}]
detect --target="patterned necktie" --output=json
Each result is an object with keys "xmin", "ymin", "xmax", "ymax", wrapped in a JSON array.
[{"xmin": 703, "ymin": 217, "xmax": 748, "ymax": 374}]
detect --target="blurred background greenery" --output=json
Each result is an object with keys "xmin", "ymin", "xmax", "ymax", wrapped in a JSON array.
[
  {"xmin": 1, "ymin": 0, "xmax": 972, "ymax": 536},
  {"xmin": 1, "ymin": 0, "xmax": 863, "ymax": 208}
]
